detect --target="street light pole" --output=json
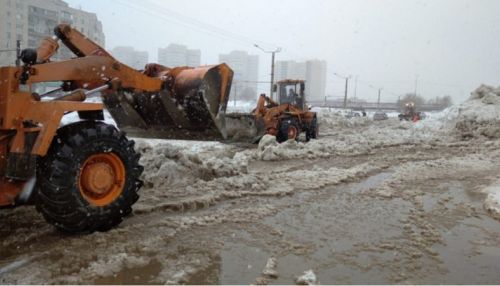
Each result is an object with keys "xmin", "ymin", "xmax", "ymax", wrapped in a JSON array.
[
  {"xmin": 254, "ymin": 44, "xmax": 281, "ymax": 100},
  {"xmin": 377, "ymin": 88, "xmax": 383, "ymax": 110},
  {"xmin": 333, "ymin": 72, "xmax": 351, "ymax": 109},
  {"xmin": 270, "ymin": 51, "xmax": 276, "ymax": 100},
  {"xmin": 333, "ymin": 73, "xmax": 352, "ymax": 109},
  {"xmin": 343, "ymin": 77, "xmax": 349, "ymax": 109},
  {"xmin": 353, "ymin": 75, "xmax": 358, "ymax": 100}
]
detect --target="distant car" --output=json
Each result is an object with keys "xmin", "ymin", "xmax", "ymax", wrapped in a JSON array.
[
  {"xmin": 345, "ymin": 111, "xmax": 362, "ymax": 119},
  {"xmin": 353, "ymin": 108, "xmax": 366, "ymax": 117},
  {"xmin": 373, "ymin": 111, "xmax": 388, "ymax": 121}
]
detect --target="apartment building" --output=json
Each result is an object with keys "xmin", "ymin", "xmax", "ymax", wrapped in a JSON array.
[{"xmin": 0, "ymin": 0, "xmax": 104, "ymax": 66}]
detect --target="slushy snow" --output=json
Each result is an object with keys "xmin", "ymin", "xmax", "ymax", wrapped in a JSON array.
[{"xmin": 483, "ymin": 181, "xmax": 500, "ymax": 221}]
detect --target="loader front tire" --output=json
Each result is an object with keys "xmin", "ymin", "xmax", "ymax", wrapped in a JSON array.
[
  {"xmin": 277, "ymin": 119, "xmax": 300, "ymax": 143},
  {"xmin": 35, "ymin": 121, "xmax": 143, "ymax": 233}
]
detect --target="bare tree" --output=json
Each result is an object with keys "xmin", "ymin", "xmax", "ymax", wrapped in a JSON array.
[{"xmin": 427, "ymin": 95, "xmax": 453, "ymax": 108}]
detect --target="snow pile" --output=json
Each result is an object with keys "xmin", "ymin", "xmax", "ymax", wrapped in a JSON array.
[
  {"xmin": 254, "ymin": 257, "xmax": 279, "ymax": 284},
  {"xmin": 134, "ymin": 162, "xmax": 381, "ymax": 214},
  {"xmin": 295, "ymin": 269, "xmax": 317, "ymax": 285},
  {"xmin": 313, "ymin": 85, "xmax": 500, "ymax": 141},
  {"xmin": 257, "ymin": 135, "xmax": 337, "ymax": 161},
  {"xmin": 405, "ymin": 106, "xmax": 462, "ymax": 136},
  {"xmin": 315, "ymin": 107, "xmax": 450, "ymax": 143},
  {"xmin": 261, "ymin": 257, "xmax": 279, "ymax": 279},
  {"xmin": 255, "ymin": 122, "xmax": 443, "ymax": 162},
  {"xmin": 315, "ymin": 110, "xmax": 371, "ymax": 134},
  {"xmin": 453, "ymin": 85, "xmax": 500, "ymax": 139},
  {"xmin": 316, "ymin": 110, "xmax": 343, "ymax": 131},
  {"xmin": 482, "ymin": 181, "xmax": 500, "ymax": 221},
  {"xmin": 184, "ymin": 163, "xmax": 378, "ymax": 200},
  {"xmin": 136, "ymin": 140, "xmax": 248, "ymax": 189}
]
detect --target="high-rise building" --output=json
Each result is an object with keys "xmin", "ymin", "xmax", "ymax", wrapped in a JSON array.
[
  {"xmin": 275, "ymin": 61, "xmax": 307, "ymax": 82},
  {"xmin": 219, "ymin": 50, "xmax": 259, "ymax": 101},
  {"xmin": 0, "ymin": 0, "xmax": 105, "ymax": 66},
  {"xmin": 305, "ymin": 60, "xmax": 327, "ymax": 101},
  {"xmin": 157, "ymin": 44, "xmax": 200, "ymax": 67},
  {"xmin": 275, "ymin": 59, "xmax": 327, "ymax": 100},
  {"xmin": 111, "ymin": 46, "xmax": 148, "ymax": 70}
]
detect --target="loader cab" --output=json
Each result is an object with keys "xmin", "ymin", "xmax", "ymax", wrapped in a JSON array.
[{"xmin": 275, "ymin": 80, "xmax": 306, "ymax": 110}]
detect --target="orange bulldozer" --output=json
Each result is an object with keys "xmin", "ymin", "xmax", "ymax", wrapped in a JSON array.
[{"xmin": 0, "ymin": 24, "xmax": 233, "ymax": 233}]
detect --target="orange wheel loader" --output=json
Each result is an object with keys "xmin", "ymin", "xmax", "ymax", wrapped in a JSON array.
[
  {"xmin": 0, "ymin": 24, "xmax": 233, "ymax": 233},
  {"xmin": 226, "ymin": 79, "xmax": 318, "ymax": 143}
]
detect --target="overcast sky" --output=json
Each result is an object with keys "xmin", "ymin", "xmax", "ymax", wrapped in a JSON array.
[{"xmin": 65, "ymin": 0, "xmax": 500, "ymax": 103}]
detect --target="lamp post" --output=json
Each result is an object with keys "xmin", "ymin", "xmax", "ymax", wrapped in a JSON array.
[
  {"xmin": 333, "ymin": 72, "xmax": 351, "ymax": 109},
  {"xmin": 254, "ymin": 44, "xmax": 281, "ymax": 100},
  {"xmin": 377, "ymin": 88, "xmax": 383, "ymax": 110},
  {"xmin": 353, "ymin": 75, "xmax": 358, "ymax": 100}
]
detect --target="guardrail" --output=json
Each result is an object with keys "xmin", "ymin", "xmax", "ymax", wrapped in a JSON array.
[{"xmin": 308, "ymin": 100, "xmax": 445, "ymax": 111}]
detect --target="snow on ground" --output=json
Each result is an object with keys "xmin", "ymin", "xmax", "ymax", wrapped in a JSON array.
[
  {"xmin": 131, "ymin": 84, "xmax": 500, "ymax": 220},
  {"xmin": 255, "ymin": 111, "xmax": 448, "ymax": 162},
  {"xmin": 482, "ymin": 180, "xmax": 500, "ymax": 221},
  {"xmin": 370, "ymin": 153, "xmax": 497, "ymax": 199},
  {"xmin": 133, "ymin": 132, "xmax": 381, "ymax": 214},
  {"xmin": 295, "ymin": 270, "xmax": 317, "ymax": 285}
]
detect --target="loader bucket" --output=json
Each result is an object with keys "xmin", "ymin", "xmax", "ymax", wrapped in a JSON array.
[
  {"xmin": 225, "ymin": 113, "xmax": 266, "ymax": 143},
  {"xmin": 102, "ymin": 64, "xmax": 233, "ymax": 141}
]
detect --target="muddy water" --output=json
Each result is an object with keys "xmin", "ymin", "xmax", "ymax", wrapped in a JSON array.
[
  {"xmin": 417, "ymin": 182, "xmax": 500, "ymax": 284},
  {"xmin": 213, "ymin": 173, "xmax": 500, "ymax": 284},
  {"xmin": 94, "ymin": 260, "xmax": 163, "ymax": 285},
  {"xmin": 217, "ymin": 172, "xmax": 407, "ymax": 284}
]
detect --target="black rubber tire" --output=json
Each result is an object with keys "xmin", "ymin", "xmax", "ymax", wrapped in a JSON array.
[
  {"xmin": 306, "ymin": 117, "xmax": 319, "ymax": 141},
  {"xmin": 35, "ymin": 121, "xmax": 143, "ymax": 233},
  {"xmin": 277, "ymin": 118, "xmax": 300, "ymax": 143}
]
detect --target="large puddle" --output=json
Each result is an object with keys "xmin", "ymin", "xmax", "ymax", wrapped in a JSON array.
[
  {"xmin": 219, "ymin": 171, "xmax": 403, "ymax": 284},
  {"xmin": 216, "ymin": 173, "xmax": 500, "ymax": 284}
]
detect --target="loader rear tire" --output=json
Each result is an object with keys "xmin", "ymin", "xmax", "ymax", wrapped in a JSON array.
[
  {"xmin": 277, "ymin": 119, "xmax": 300, "ymax": 143},
  {"xmin": 306, "ymin": 117, "xmax": 319, "ymax": 141},
  {"xmin": 35, "ymin": 121, "xmax": 143, "ymax": 233}
]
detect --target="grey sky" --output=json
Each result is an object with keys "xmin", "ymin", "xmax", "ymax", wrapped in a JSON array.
[{"xmin": 65, "ymin": 0, "xmax": 500, "ymax": 103}]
